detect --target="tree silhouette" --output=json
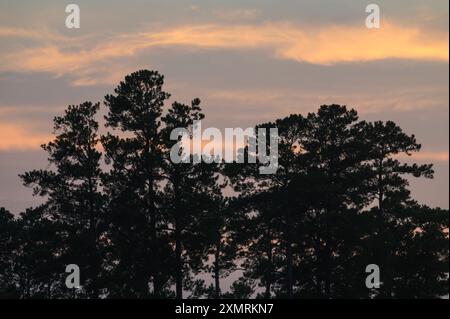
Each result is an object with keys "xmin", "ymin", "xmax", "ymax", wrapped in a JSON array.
[
  {"xmin": 101, "ymin": 70, "xmax": 172, "ymax": 297},
  {"xmin": 0, "ymin": 207, "xmax": 17, "ymax": 298},
  {"xmin": 1, "ymin": 70, "xmax": 447, "ymax": 299},
  {"xmin": 19, "ymin": 101, "xmax": 105, "ymax": 298},
  {"xmin": 161, "ymin": 98, "xmax": 223, "ymax": 299}
]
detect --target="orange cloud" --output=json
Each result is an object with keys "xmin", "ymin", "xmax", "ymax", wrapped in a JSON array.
[
  {"xmin": 0, "ymin": 21, "xmax": 447, "ymax": 85},
  {"xmin": 0, "ymin": 26, "xmax": 79, "ymax": 43},
  {"xmin": 397, "ymin": 151, "xmax": 449, "ymax": 162},
  {"xmin": 0, "ymin": 27, "xmax": 44, "ymax": 39},
  {"xmin": 0, "ymin": 123, "xmax": 51, "ymax": 151},
  {"xmin": 278, "ymin": 22, "xmax": 449, "ymax": 64},
  {"xmin": 146, "ymin": 21, "xmax": 448, "ymax": 64}
]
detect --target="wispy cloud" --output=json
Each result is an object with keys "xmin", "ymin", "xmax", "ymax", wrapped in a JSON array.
[
  {"xmin": 398, "ymin": 151, "xmax": 449, "ymax": 162},
  {"xmin": 0, "ymin": 21, "xmax": 447, "ymax": 86},
  {"xmin": 0, "ymin": 26, "xmax": 62, "ymax": 41},
  {"xmin": 212, "ymin": 8, "xmax": 261, "ymax": 21},
  {"xmin": 0, "ymin": 123, "xmax": 51, "ymax": 151},
  {"xmin": 205, "ymin": 86, "xmax": 448, "ymax": 114}
]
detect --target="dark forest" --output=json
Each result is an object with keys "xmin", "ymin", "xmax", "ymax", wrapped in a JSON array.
[{"xmin": 0, "ymin": 70, "xmax": 448, "ymax": 299}]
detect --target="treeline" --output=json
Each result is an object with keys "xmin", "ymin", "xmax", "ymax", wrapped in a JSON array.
[{"xmin": 0, "ymin": 70, "xmax": 448, "ymax": 299}]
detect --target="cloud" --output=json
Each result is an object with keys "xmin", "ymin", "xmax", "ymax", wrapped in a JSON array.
[
  {"xmin": 277, "ymin": 22, "xmax": 448, "ymax": 64},
  {"xmin": 205, "ymin": 86, "xmax": 448, "ymax": 115},
  {"xmin": 0, "ymin": 27, "xmax": 44, "ymax": 39},
  {"xmin": 0, "ymin": 123, "xmax": 51, "ymax": 151},
  {"xmin": 213, "ymin": 8, "xmax": 261, "ymax": 20},
  {"xmin": 0, "ymin": 27, "xmax": 62, "ymax": 41},
  {"xmin": 398, "ymin": 151, "xmax": 449, "ymax": 162},
  {"xmin": 0, "ymin": 21, "xmax": 447, "ymax": 85}
]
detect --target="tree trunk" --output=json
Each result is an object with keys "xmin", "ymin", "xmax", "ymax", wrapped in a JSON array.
[
  {"xmin": 150, "ymin": 213, "xmax": 161, "ymax": 297},
  {"xmin": 286, "ymin": 238, "xmax": 293, "ymax": 299},
  {"xmin": 175, "ymin": 220, "xmax": 183, "ymax": 299},
  {"xmin": 264, "ymin": 230, "xmax": 273, "ymax": 298},
  {"xmin": 286, "ymin": 211, "xmax": 294, "ymax": 299},
  {"xmin": 213, "ymin": 239, "xmax": 221, "ymax": 298}
]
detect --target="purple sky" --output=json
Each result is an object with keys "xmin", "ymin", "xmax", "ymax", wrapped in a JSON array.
[{"xmin": 0, "ymin": 0, "xmax": 448, "ymax": 214}]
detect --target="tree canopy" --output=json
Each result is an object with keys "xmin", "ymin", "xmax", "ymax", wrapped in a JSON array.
[{"xmin": 0, "ymin": 70, "xmax": 448, "ymax": 299}]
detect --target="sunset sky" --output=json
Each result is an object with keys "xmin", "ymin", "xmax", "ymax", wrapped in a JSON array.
[{"xmin": 0, "ymin": 0, "xmax": 448, "ymax": 213}]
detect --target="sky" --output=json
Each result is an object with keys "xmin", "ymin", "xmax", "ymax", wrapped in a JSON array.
[{"xmin": 0, "ymin": 0, "xmax": 448, "ymax": 214}]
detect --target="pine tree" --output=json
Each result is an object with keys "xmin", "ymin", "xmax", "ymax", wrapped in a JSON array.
[
  {"xmin": 101, "ymin": 70, "xmax": 171, "ymax": 297},
  {"xmin": 362, "ymin": 120, "xmax": 439, "ymax": 298},
  {"xmin": 298, "ymin": 105, "xmax": 372, "ymax": 298},
  {"xmin": 0, "ymin": 207, "xmax": 18, "ymax": 298},
  {"xmin": 161, "ymin": 98, "xmax": 223, "ymax": 299},
  {"xmin": 198, "ymin": 196, "xmax": 237, "ymax": 298},
  {"xmin": 13, "ymin": 207, "xmax": 66, "ymax": 298},
  {"xmin": 224, "ymin": 114, "xmax": 313, "ymax": 298},
  {"xmin": 20, "ymin": 101, "xmax": 105, "ymax": 298},
  {"xmin": 6, "ymin": 70, "xmax": 448, "ymax": 299}
]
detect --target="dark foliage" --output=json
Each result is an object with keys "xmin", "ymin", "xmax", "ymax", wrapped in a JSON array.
[{"xmin": 0, "ymin": 71, "xmax": 448, "ymax": 299}]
